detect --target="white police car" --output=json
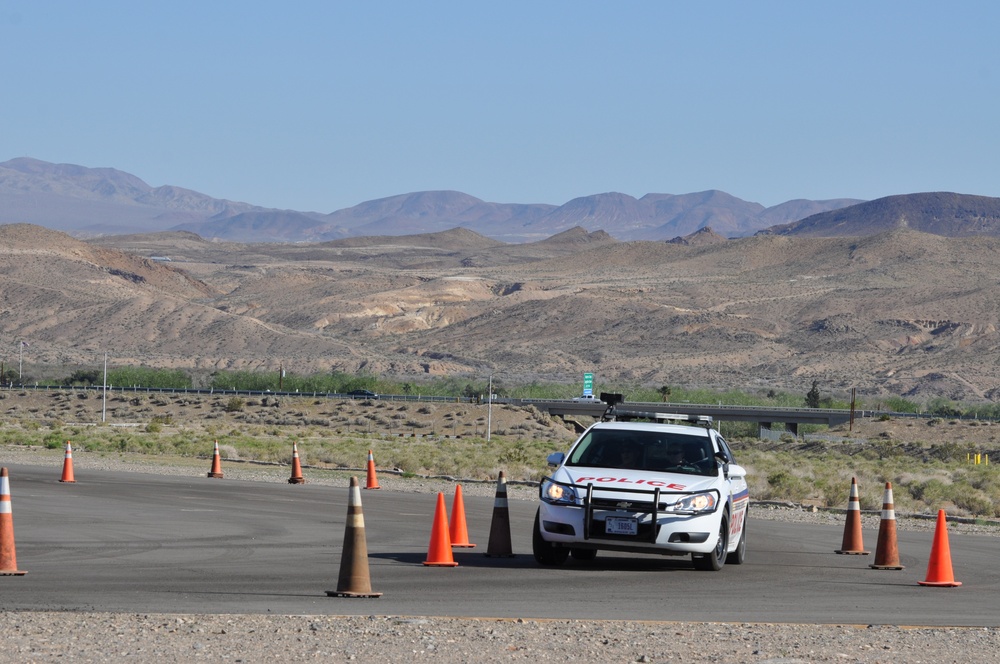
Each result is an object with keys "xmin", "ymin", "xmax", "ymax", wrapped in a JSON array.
[{"xmin": 534, "ymin": 410, "xmax": 748, "ymax": 570}]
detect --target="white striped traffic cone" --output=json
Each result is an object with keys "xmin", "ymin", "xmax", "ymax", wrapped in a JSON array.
[
  {"xmin": 327, "ymin": 477, "xmax": 382, "ymax": 597},
  {"xmin": 59, "ymin": 441, "xmax": 76, "ymax": 483},
  {"xmin": 0, "ymin": 467, "xmax": 27, "ymax": 575},
  {"xmin": 870, "ymin": 482, "xmax": 904, "ymax": 570},
  {"xmin": 835, "ymin": 477, "xmax": 869, "ymax": 555},
  {"xmin": 207, "ymin": 440, "xmax": 224, "ymax": 478}
]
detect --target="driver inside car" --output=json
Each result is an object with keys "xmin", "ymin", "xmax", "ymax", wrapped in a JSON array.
[{"xmin": 663, "ymin": 444, "xmax": 689, "ymax": 470}]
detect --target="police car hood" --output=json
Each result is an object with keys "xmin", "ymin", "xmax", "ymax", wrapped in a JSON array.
[{"xmin": 553, "ymin": 465, "xmax": 719, "ymax": 498}]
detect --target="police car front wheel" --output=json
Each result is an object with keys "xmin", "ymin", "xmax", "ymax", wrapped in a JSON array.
[
  {"xmin": 532, "ymin": 510, "xmax": 569, "ymax": 566},
  {"xmin": 692, "ymin": 515, "xmax": 728, "ymax": 571}
]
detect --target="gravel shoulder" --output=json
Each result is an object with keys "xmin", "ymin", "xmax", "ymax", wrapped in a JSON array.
[{"xmin": 3, "ymin": 445, "xmax": 1000, "ymax": 663}]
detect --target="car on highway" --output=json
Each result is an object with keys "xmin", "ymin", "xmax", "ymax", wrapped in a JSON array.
[
  {"xmin": 572, "ymin": 394, "xmax": 604, "ymax": 403},
  {"xmin": 533, "ymin": 411, "xmax": 748, "ymax": 570},
  {"xmin": 346, "ymin": 389, "xmax": 379, "ymax": 399}
]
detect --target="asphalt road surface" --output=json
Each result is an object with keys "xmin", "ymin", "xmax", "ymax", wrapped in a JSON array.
[{"xmin": 2, "ymin": 463, "xmax": 996, "ymax": 626}]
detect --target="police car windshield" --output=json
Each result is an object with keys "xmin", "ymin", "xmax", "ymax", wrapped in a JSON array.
[{"xmin": 566, "ymin": 429, "xmax": 716, "ymax": 477}]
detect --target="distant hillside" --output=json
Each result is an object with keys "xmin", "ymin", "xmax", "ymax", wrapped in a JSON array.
[
  {"xmin": 0, "ymin": 157, "xmax": 262, "ymax": 235},
  {"xmin": 1, "ymin": 157, "xmax": 862, "ymax": 243},
  {"xmin": 666, "ymin": 226, "xmax": 729, "ymax": 246},
  {"xmin": 8, "ymin": 222, "xmax": 1000, "ymax": 401},
  {"xmin": 761, "ymin": 192, "xmax": 1000, "ymax": 237},
  {"xmin": 320, "ymin": 227, "xmax": 505, "ymax": 251}
]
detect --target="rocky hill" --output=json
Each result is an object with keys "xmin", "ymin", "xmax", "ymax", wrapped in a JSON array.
[
  {"xmin": 761, "ymin": 192, "xmax": 1000, "ymax": 237},
  {"xmin": 4, "ymin": 223, "xmax": 1000, "ymax": 404}
]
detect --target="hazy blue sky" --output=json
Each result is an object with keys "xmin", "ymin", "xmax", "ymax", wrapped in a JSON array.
[{"xmin": 3, "ymin": 2, "xmax": 998, "ymax": 212}]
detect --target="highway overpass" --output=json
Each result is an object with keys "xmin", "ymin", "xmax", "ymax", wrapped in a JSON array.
[{"xmin": 518, "ymin": 399, "xmax": 857, "ymax": 436}]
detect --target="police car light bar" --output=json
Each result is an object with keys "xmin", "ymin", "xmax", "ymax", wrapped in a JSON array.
[
  {"xmin": 650, "ymin": 412, "xmax": 713, "ymax": 425},
  {"xmin": 604, "ymin": 407, "xmax": 713, "ymax": 426}
]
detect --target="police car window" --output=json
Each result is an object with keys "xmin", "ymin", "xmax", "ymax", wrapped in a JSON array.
[
  {"xmin": 717, "ymin": 436, "xmax": 736, "ymax": 464},
  {"xmin": 569, "ymin": 429, "xmax": 716, "ymax": 476},
  {"xmin": 568, "ymin": 430, "xmax": 632, "ymax": 467}
]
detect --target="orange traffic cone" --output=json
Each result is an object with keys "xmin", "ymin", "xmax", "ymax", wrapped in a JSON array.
[
  {"xmin": 364, "ymin": 450, "xmax": 380, "ymax": 490},
  {"xmin": 835, "ymin": 477, "xmax": 869, "ymax": 555},
  {"xmin": 423, "ymin": 492, "xmax": 459, "ymax": 566},
  {"xmin": 288, "ymin": 442, "xmax": 305, "ymax": 484},
  {"xmin": 484, "ymin": 471, "xmax": 514, "ymax": 558},
  {"xmin": 207, "ymin": 440, "xmax": 224, "ymax": 478},
  {"xmin": 326, "ymin": 477, "xmax": 382, "ymax": 597},
  {"xmin": 449, "ymin": 484, "xmax": 476, "ymax": 548},
  {"xmin": 869, "ymin": 482, "xmax": 904, "ymax": 570},
  {"xmin": 59, "ymin": 441, "xmax": 76, "ymax": 483},
  {"xmin": 0, "ymin": 468, "xmax": 27, "ymax": 575},
  {"xmin": 918, "ymin": 510, "xmax": 962, "ymax": 587}
]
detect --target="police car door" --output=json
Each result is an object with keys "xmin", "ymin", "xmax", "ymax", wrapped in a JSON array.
[{"xmin": 715, "ymin": 434, "xmax": 748, "ymax": 548}]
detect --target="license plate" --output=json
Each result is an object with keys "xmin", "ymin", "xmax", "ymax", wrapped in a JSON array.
[{"xmin": 605, "ymin": 516, "xmax": 638, "ymax": 536}]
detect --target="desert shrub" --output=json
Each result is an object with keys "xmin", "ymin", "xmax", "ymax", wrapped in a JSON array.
[
  {"xmin": 224, "ymin": 397, "xmax": 245, "ymax": 413},
  {"xmin": 499, "ymin": 441, "xmax": 530, "ymax": 465},
  {"xmin": 952, "ymin": 490, "xmax": 995, "ymax": 517},
  {"xmin": 927, "ymin": 442, "xmax": 963, "ymax": 462},
  {"xmin": 906, "ymin": 478, "xmax": 949, "ymax": 506},
  {"xmin": 864, "ymin": 439, "xmax": 903, "ymax": 460},
  {"xmin": 765, "ymin": 470, "xmax": 811, "ymax": 502}
]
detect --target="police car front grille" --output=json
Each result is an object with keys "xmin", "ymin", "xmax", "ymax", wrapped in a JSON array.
[{"xmin": 590, "ymin": 497, "xmax": 661, "ymax": 511}]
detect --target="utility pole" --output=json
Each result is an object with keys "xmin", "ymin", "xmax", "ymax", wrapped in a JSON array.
[
  {"xmin": 487, "ymin": 374, "xmax": 493, "ymax": 442},
  {"xmin": 102, "ymin": 352, "xmax": 108, "ymax": 423}
]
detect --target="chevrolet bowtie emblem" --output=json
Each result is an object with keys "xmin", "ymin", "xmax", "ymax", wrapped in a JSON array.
[{"xmin": 616, "ymin": 501, "xmax": 633, "ymax": 509}]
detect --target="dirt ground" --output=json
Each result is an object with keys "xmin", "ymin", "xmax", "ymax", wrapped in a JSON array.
[{"xmin": 0, "ymin": 388, "xmax": 578, "ymax": 442}]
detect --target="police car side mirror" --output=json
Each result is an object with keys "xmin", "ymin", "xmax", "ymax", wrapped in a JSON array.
[
  {"xmin": 714, "ymin": 452, "xmax": 730, "ymax": 479},
  {"xmin": 547, "ymin": 452, "xmax": 565, "ymax": 467}
]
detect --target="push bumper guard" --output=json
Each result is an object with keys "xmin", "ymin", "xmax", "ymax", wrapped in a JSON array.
[{"xmin": 540, "ymin": 477, "xmax": 721, "ymax": 544}]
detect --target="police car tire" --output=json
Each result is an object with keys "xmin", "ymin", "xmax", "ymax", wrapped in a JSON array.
[
  {"xmin": 570, "ymin": 547, "xmax": 598, "ymax": 561},
  {"xmin": 533, "ymin": 510, "xmax": 570, "ymax": 566},
  {"xmin": 726, "ymin": 518, "xmax": 747, "ymax": 565},
  {"xmin": 692, "ymin": 515, "xmax": 728, "ymax": 571}
]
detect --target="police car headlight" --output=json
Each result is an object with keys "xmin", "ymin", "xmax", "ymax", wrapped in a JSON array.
[
  {"xmin": 667, "ymin": 492, "xmax": 717, "ymax": 514},
  {"xmin": 541, "ymin": 478, "xmax": 578, "ymax": 505}
]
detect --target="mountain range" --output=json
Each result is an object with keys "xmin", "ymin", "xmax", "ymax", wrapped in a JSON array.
[
  {"xmin": 6, "ymin": 157, "xmax": 1000, "ymax": 403},
  {"xmin": 0, "ymin": 157, "xmax": 864, "ymax": 242}
]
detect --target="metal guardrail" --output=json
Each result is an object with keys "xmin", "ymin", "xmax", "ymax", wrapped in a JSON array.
[
  {"xmin": 1, "ymin": 383, "xmax": 474, "ymax": 403},
  {"xmin": 5, "ymin": 384, "xmax": 990, "ymax": 426}
]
